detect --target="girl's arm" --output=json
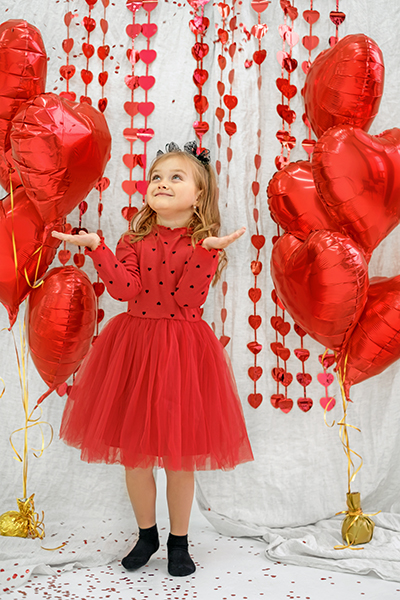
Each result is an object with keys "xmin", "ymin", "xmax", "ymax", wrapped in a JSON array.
[
  {"xmin": 174, "ymin": 227, "xmax": 246, "ymax": 308},
  {"xmin": 52, "ymin": 231, "xmax": 142, "ymax": 301}
]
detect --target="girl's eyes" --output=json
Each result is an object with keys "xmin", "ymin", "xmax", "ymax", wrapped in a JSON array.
[
  {"xmin": 151, "ymin": 174, "xmax": 182, "ymax": 181},
  {"xmin": 172, "ymin": 174, "xmax": 182, "ymax": 180}
]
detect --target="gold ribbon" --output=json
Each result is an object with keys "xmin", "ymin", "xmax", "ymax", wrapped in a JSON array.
[
  {"xmin": 0, "ymin": 495, "xmax": 44, "ymax": 539},
  {"xmin": 334, "ymin": 492, "xmax": 379, "ymax": 550}
]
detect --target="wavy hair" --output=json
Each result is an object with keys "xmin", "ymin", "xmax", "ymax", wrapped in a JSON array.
[{"xmin": 126, "ymin": 150, "xmax": 227, "ymax": 284}]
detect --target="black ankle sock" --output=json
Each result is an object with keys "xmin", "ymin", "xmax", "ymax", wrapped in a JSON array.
[
  {"xmin": 167, "ymin": 533, "xmax": 196, "ymax": 577},
  {"xmin": 121, "ymin": 524, "xmax": 160, "ymax": 571}
]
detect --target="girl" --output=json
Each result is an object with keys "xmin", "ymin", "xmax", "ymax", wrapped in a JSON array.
[{"xmin": 52, "ymin": 141, "xmax": 254, "ymax": 577}]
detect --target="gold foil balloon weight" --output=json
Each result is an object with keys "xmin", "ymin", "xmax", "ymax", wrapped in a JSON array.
[
  {"xmin": 341, "ymin": 492, "xmax": 375, "ymax": 546},
  {"xmin": 0, "ymin": 494, "xmax": 45, "ymax": 539}
]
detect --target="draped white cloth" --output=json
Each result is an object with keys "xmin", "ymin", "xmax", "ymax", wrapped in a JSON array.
[{"xmin": 1, "ymin": 0, "xmax": 400, "ymax": 592}]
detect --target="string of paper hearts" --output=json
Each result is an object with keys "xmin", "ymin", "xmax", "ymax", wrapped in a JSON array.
[
  {"xmin": 189, "ymin": 0, "xmax": 211, "ymax": 147},
  {"xmin": 329, "ymin": 0, "xmax": 346, "ymax": 47},
  {"xmin": 247, "ymin": 0, "xmax": 269, "ymax": 410},
  {"xmin": 300, "ymin": 1, "xmax": 319, "ymax": 160},
  {"xmin": 122, "ymin": 0, "xmax": 158, "ymax": 224}
]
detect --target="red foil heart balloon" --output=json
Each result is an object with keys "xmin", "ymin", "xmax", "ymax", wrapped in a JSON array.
[
  {"xmin": 0, "ymin": 20, "xmax": 47, "ymax": 191},
  {"xmin": 303, "ymin": 34, "xmax": 384, "ymax": 139},
  {"xmin": 27, "ymin": 265, "xmax": 96, "ymax": 394},
  {"xmin": 312, "ymin": 126, "xmax": 400, "ymax": 257},
  {"xmin": 267, "ymin": 160, "xmax": 339, "ymax": 241},
  {"xmin": 0, "ymin": 186, "xmax": 61, "ymax": 328},
  {"xmin": 271, "ymin": 230, "xmax": 369, "ymax": 350},
  {"xmin": 337, "ymin": 276, "xmax": 400, "ymax": 398},
  {"xmin": 10, "ymin": 93, "xmax": 111, "ymax": 224}
]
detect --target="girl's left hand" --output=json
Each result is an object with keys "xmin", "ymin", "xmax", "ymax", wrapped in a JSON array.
[{"xmin": 202, "ymin": 227, "xmax": 246, "ymax": 251}]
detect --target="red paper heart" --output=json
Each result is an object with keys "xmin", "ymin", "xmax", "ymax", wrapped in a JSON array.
[
  {"xmin": 121, "ymin": 205, "xmax": 138, "ymax": 221},
  {"xmin": 224, "ymin": 122, "xmax": 237, "ymax": 137},
  {"xmin": 282, "ymin": 56, "xmax": 297, "ymax": 73},
  {"xmin": 317, "ymin": 372, "xmax": 334, "ymax": 387},
  {"xmin": 126, "ymin": 23, "xmax": 142, "ymax": 39},
  {"xmin": 249, "ymin": 366, "xmax": 263, "ymax": 381},
  {"xmin": 93, "ymin": 282, "xmax": 105, "ymax": 297},
  {"xmin": 294, "ymin": 323, "xmax": 306, "ymax": 337},
  {"xmin": 10, "ymin": 94, "xmax": 111, "ymax": 223},
  {"xmin": 330, "ymin": 10, "xmax": 346, "ymax": 26},
  {"xmin": 251, "ymin": 235, "xmax": 265, "ymax": 250},
  {"xmin": 121, "ymin": 180, "xmax": 137, "ymax": 196},
  {"xmin": 81, "ymin": 69, "xmax": 93, "ymax": 85},
  {"xmin": 270, "ymin": 393, "xmax": 284, "ymax": 408},
  {"xmin": 215, "ymin": 107, "xmax": 225, "ymax": 122},
  {"xmin": 193, "ymin": 121, "xmax": 209, "ymax": 137},
  {"xmin": 248, "ymin": 287, "xmax": 262, "ymax": 303},
  {"xmin": 267, "ymin": 160, "xmax": 339, "ymax": 241},
  {"xmin": 313, "ymin": 126, "xmax": 400, "ymax": 256},
  {"xmin": 253, "ymin": 49, "xmax": 267, "ymax": 65},
  {"xmin": 60, "ymin": 65, "xmax": 76, "ymax": 80},
  {"xmin": 26, "ymin": 266, "xmax": 96, "ymax": 389},
  {"xmin": 136, "ymin": 180, "xmax": 149, "ymax": 196},
  {"xmin": 277, "ymin": 347, "xmax": 290, "ymax": 361},
  {"xmin": 303, "ymin": 34, "xmax": 384, "ymax": 138},
  {"xmin": 98, "ymin": 98, "xmax": 107, "ymax": 113},
  {"xmin": 271, "ymin": 231, "xmax": 369, "ymax": 350},
  {"xmin": 194, "ymin": 95, "xmax": 209, "ymax": 115},
  {"xmin": 95, "ymin": 177, "xmax": 110, "ymax": 192},
  {"xmin": 280, "ymin": 372, "xmax": 293, "ymax": 387},
  {"xmin": 141, "ymin": 23, "xmax": 158, "ymax": 38},
  {"xmin": 318, "ymin": 353, "xmax": 336, "ymax": 369},
  {"xmin": 270, "ymin": 342, "xmax": 283, "ymax": 356},
  {"xmin": 298, "ymin": 397, "xmax": 313, "ymax": 412},
  {"xmin": 73, "ymin": 252, "xmax": 85, "ymax": 268},
  {"xmin": 337, "ymin": 276, "xmax": 400, "ymax": 396},
  {"xmin": 279, "ymin": 398, "xmax": 293, "ymax": 413},
  {"xmin": 140, "ymin": 49, "xmax": 156, "ymax": 64},
  {"xmin": 137, "ymin": 128, "xmax": 154, "ymax": 142},
  {"xmin": 270, "ymin": 316, "xmax": 283, "ymax": 331},
  {"xmin": 82, "ymin": 43, "xmax": 94, "ymax": 58},
  {"xmin": 193, "ymin": 69, "xmax": 208, "ymax": 87},
  {"xmin": 294, "ymin": 348, "xmax": 310, "ymax": 362},
  {"xmin": 97, "ymin": 45, "xmax": 110, "ymax": 60},
  {"xmin": 124, "ymin": 102, "xmax": 139, "ymax": 117},
  {"xmin": 138, "ymin": 102, "xmax": 155, "ymax": 117},
  {"xmin": 58, "ymin": 248, "xmax": 71, "ymax": 265},
  {"xmin": 125, "ymin": 75, "xmax": 139, "ymax": 90},
  {"xmin": 297, "ymin": 372, "xmax": 312, "ymax": 386},
  {"xmin": 247, "ymin": 341, "xmax": 262, "ymax": 355},
  {"xmin": 303, "ymin": 9, "xmax": 319, "ymax": 24},
  {"xmin": 248, "ymin": 393, "xmax": 263, "ymax": 408},
  {"xmin": 320, "ymin": 396, "xmax": 336, "ymax": 411},
  {"xmin": 248, "ymin": 315, "xmax": 262, "ymax": 330},
  {"xmin": 83, "ymin": 16, "xmax": 96, "ymax": 32},
  {"xmin": 98, "ymin": 72, "xmax": 108, "ymax": 87},
  {"xmin": 138, "ymin": 76, "xmax": 155, "ymax": 91},
  {"xmin": 302, "ymin": 35, "xmax": 319, "ymax": 51},
  {"xmin": 62, "ymin": 38, "xmax": 74, "ymax": 53},
  {"xmin": 251, "ymin": 0, "xmax": 270, "ymax": 13},
  {"xmin": 192, "ymin": 42, "xmax": 209, "ymax": 61}
]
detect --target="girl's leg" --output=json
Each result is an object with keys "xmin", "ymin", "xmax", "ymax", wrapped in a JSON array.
[
  {"xmin": 122, "ymin": 467, "xmax": 160, "ymax": 571},
  {"xmin": 164, "ymin": 468, "xmax": 195, "ymax": 535},
  {"xmin": 125, "ymin": 466, "xmax": 157, "ymax": 528},
  {"xmin": 165, "ymin": 468, "xmax": 196, "ymax": 576}
]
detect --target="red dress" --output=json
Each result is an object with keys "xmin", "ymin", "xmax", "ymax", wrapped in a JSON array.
[{"xmin": 60, "ymin": 225, "xmax": 254, "ymax": 471}]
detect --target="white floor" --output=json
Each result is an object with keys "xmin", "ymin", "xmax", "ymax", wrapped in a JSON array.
[{"xmin": 4, "ymin": 471, "xmax": 400, "ymax": 600}]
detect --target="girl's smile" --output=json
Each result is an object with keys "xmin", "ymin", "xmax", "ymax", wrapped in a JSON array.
[{"xmin": 146, "ymin": 156, "xmax": 200, "ymax": 228}]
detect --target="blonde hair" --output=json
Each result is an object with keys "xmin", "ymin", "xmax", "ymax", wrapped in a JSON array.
[{"xmin": 127, "ymin": 150, "xmax": 227, "ymax": 284}]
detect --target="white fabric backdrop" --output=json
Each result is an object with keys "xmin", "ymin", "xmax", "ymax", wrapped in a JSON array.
[{"xmin": 2, "ymin": 0, "xmax": 400, "ymax": 590}]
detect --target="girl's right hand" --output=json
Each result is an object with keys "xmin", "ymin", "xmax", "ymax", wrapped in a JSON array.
[{"xmin": 52, "ymin": 230, "xmax": 101, "ymax": 251}]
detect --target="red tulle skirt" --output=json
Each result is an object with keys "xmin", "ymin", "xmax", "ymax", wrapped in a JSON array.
[{"xmin": 60, "ymin": 313, "xmax": 254, "ymax": 471}]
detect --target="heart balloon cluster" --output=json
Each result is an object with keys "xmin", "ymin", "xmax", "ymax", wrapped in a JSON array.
[
  {"xmin": 268, "ymin": 33, "xmax": 400, "ymax": 398},
  {"xmin": 0, "ymin": 20, "xmax": 111, "ymax": 398}
]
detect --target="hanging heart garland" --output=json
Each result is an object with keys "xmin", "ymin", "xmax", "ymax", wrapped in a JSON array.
[
  {"xmin": 300, "ymin": 1, "xmax": 319, "ymax": 159},
  {"xmin": 189, "ymin": 0, "xmax": 211, "ymax": 147}
]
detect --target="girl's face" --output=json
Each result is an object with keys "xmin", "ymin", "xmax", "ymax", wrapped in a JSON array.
[{"xmin": 147, "ymin": 155, "xmax": 200, "ymax": 228}]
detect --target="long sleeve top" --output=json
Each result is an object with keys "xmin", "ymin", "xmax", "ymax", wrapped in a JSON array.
[{"xmin": 86, "ymin": 224, "xmax": 219, "ymax": 322}]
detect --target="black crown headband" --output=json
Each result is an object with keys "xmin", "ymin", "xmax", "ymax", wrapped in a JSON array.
[{"xmin": 156, "ymin": 141, "xmax": 211, "ymax": 165}]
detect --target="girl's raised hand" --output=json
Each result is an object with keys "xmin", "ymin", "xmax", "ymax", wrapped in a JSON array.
[
  {"xmin": 202, "ymin": 227, "xmax": 246, "ymax": 251},
  {"xmin": 52, "ymin": 230, "xmax": 101, "ymax": 251}
]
